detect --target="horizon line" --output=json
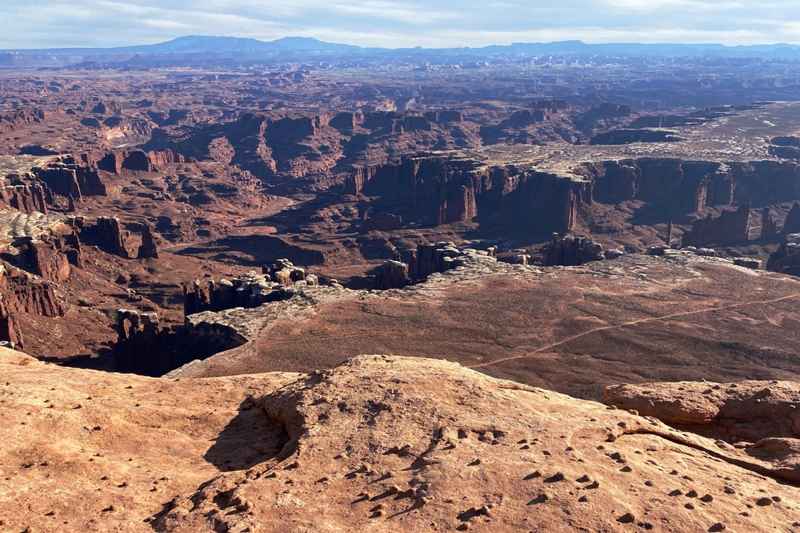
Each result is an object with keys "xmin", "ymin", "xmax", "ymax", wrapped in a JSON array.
[{"xmin": 3, "ymin": 34, "xmax": 800, "ymax": 52}]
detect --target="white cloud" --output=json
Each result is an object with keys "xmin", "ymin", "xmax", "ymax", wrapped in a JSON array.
[{"xmin": 2, "ymin": 0, "xmax": 800, "ymax": 48}]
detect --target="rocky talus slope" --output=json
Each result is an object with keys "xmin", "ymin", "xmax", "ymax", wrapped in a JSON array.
[{"xmin": 2, "ymin": 348, "xmax": 800, "ymax": 532}]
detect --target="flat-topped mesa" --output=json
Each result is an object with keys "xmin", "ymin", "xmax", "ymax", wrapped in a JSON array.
[
  {"xmin": 350, "ymin": 154, "xmax": 587, "ymax": 233},
  {"xmin": 767, "ymin": 233, "xmax": 800, "ymax": 276},
  {"xmin": 682, "ymin": 205, "xmax": 752, "ymax": 247},
  {"xmin": 33, "ymin": 155, "xmax": 107, "ymax": 199},
  {"xmin": 69, "ymin": 216, "xmax": 158, "ymax": 259},
  {"xmin": 542, "ymin": 233, "xmax": 606, "ymax": 266},
  {"xmin": 91, "ymin": 148, "xmax": 184, "ymax": 174},
  {"xmin": 71, "ymin": 216, "xmax": 130, "ymax": 258},
  {"xmin": 183, "ymin": 259, "xmax": 317, "ymax": 316},
  {"xmin": 579, "ymin": 158, "xmax": 800, "ymax": 217},
  {"xmin": 0, "ymin": 174, "xmax": 50, "ymax": 214},
  {"xmin": 7, "ymin": 235, "xmax": 78, "ymax": 282}
]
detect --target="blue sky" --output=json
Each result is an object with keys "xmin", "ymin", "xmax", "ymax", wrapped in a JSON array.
[{"xmin": 4, "ymin": 0, "xmax": 800, "ymax": 49}]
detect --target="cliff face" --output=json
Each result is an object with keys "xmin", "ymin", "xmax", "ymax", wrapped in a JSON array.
[
  {"xmin": 767, "ymin": 233, "xmax": 800, "ymax": 276},
  {"xmin": 65, "ymin": 216, "xmax": 158, "ymax": 260},
  {"xmin": 584, "ymin": 158, "xmax": 800, "ymax": 215},
  {"xmin": 350, "ymin": 155, "xmax": 800, "ymax": 244},
  {"xmin": 34, "ymin": 155, "xmax": 107, "ymax": 199},
  {"xmin": 0, "ymin": 179, "xmax": 49, "ymax": 214},
  {"xmin": 351, "ymin": 155, "xmax": 588, "ymax": 233},
  {"xmin": 683, "ymin": 206, "xmax": 753, "ymax": 247}
]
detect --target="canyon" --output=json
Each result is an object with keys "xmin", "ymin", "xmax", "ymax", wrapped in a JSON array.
[{"xmin": 2, "ymin": 36, "xmax": 800, "ymax": 532}]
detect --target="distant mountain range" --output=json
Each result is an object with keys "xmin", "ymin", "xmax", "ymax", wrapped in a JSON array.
[{"xmin": 4, "ymin": 35, "xmax": 800, "ymax": 68}]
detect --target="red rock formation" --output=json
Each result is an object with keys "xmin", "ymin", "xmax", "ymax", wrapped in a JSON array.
[
  {"xmin": 74, "ymin": 216, "xmax": 130, "ymax": 258},
  {"xmin": 353, "ymin": 155, "xmax": 588, "ymax": 233},
  {"xmin": 604, "ymin": 380, "xmax": 800, "ymax": 445},
  {"xmin": 96, "ymin": 151, "xmax": 124, "ymax": 174},
  {"xmin": 424, "ymin": 110, "xmax": 464, "ymax": 124},
  {"xmin": 0, "ymin": 263, "xmax": 66, "ymax": 318},
  {"xmin": 147, "ymin": 149, "xmax": 184, "ymax": 170},
  {"xmin": 682, "ymin": 205, "xmax": 752, "ymax": 247},
  {"xmin": 767, "ymin": 233, "xmax": 800, "ymax": 276},
  {"xmin": 34, "ymin": 156, "xmax": 107, "ymax": 198},
  {"xmin": 0, "ymin": 177, "xmax": 49, "ymax": 214},
  {"xmin": 34, "ymin": 163, "xmax": 81, "ymax": 199},
  {"xmin": 371, "ymin": 260, "xmax": 410, "ymax": 289},
  {"xmin": 11, "ymin": 236, "xmax": 72, "ymax": 282},
  {"xmin": 137, "ymin": 223, "xmax": 159, "ymax": 259},
  {"xmin": 543, "ymin": 233, "xmax": 605, "ymax": 266},
  {"xmin": 122, "ymin": 150, "xmax": 152, "ymax": 172},
  {"xmin": 330, "ymin": 111, "xmax": 360, "ymax": 132},
  {"xmin": 184, "ymin": 266, "xmax": 302, "ymax": 316},
  {"xmin": 583, "ymin": 159, "xmax": 721, "ymax": 213},
  {"xmin": 761, "ymin": 207, "xmax": 779, "ymax": 240},
  {"xmin": 784, "ymin": 202, "xmax": 800, "ymax": 234},
  {"xmin": 0, "ymin": 297, "xmax": 23, "ymax": 349}
]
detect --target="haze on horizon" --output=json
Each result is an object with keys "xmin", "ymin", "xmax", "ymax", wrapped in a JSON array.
[{"xmin": 4, "ymin": 0, "xmax": 800, "ymax": 50}]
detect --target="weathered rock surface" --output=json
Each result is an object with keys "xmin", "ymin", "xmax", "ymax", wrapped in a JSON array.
[
  {"xmin": 604, "ymin": 380, "xmax": 800, "ymax": 481},
  {"xmin": 683, "ymin": 205, "xmax": 752, "ymax": 247},
  {"xmin": 3, "ymin": 349, "xmax": 800, "ymax": 532},
  {"xmin": 351, "ymin": 154, "xmax": 586, "ymax": 233},
  {"xmin": 542, "ymin": 233, "xmax": 605, "ymax": 266},
  {"xmin": 184, "ymin": 260, "xmax": 312, "ymax": 316},
  {"xmin": 604, "ymin": 380, "xmax": 800, "ymax": 440},
  {"xmin": 767, "ymin": 233, "xmax": 800, "ymax": 276}
]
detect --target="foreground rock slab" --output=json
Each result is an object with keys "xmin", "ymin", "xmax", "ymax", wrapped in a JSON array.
[{"xmin": 2, "ymin": 349, "xmax": 800, "ymax": 532}]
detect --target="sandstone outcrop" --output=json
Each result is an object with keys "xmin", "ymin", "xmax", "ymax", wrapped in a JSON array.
[
  {"xmin": 0, "ymin": 262, "xmax": 66, "ymax": 347},
  {"xmin": 70, "ymin": 216, "xmax": 159, "ymax": 260},
  {"xmin": 351, "ymin": 155, "xmax": 586, "ymax": 233},
  {"xmin": 370, "ymin": 259, "xmax": 410, "ymax": 289},
  {"xmin": 136, "ymin": 223, "xmax": 159, "ymax": 259},
  {"xmin": 4, "ymin": 349, "xmax": 800, "ymax": 532},
  {"xmin": 73, "ymin": 216, "xmax": 130, "ymax": 258},
  {"xmin": 0, "ymin": 174, "xmax": 49, "ymax": 214},
  {"xmin": 7, "ymin": 235, "xmax": 76, "ymax": 282},
  {"xmin": 767, "ymin": 233, "xmax": 800, "ymax": 276},
  {"xmin": 542, "ymin": 233, "xmax": 605, "ymax": 266},
  {"xmin": 682, "ymin": 205, "xmax": 752, "ymax": 247},
  {"xmin": 184, "ymin": 260, "xmax": 311, "ymax": 316},
  {"xmin": 34, "ymin": 155, "xmax": 107, "ymax": 199},
  {"xmin": 783, "ymin": 202, "xmax": 800, "ymax": 234},
  {"xmin": 604, "ymin": 380, "xmax": 800, "ymax": 481}
]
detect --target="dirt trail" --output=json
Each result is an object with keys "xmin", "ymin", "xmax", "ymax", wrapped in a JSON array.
[{"xmin": 470, "ymin": 292, "xmax": 800, "ymax": 370}]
